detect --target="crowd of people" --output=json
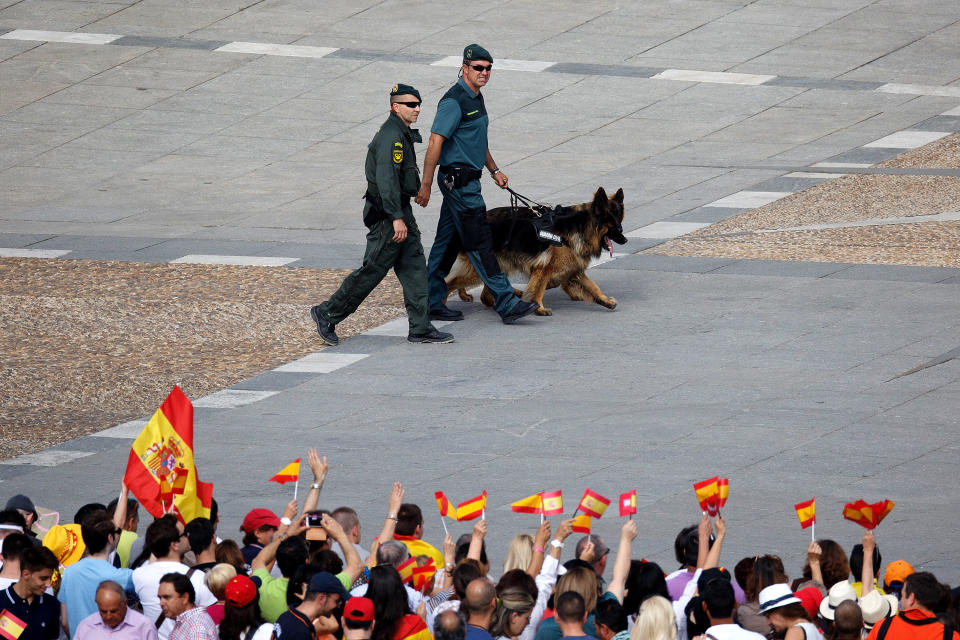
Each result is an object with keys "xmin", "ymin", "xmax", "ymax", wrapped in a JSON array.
[{"xmin": 1, "ymin": 451, "xmax": 957, "ymax": 640}]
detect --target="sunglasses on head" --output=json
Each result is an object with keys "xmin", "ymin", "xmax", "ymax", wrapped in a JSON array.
[
  {"xmin": 469, "ymin": 63, "xmax": 492, "ymax": 72},
  {"xmin": 395, "ymin": 101, "xmax": 421, "ymax": 108}
]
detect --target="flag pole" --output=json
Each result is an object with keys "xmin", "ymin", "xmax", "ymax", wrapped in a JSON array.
[
  {"xmin": 811, "ymin": 522, "xmax": 815, "ymax": 542},
  {"xmin": 440, "ymin": 515, "xmax": 449, "ymax": 537},
  {"xmin": 293, "ymin": 475, "xmax": 299, "ymax": 502}
]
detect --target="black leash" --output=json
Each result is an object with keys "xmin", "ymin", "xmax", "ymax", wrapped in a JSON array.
[{"xmin": 505, "ymin": 187, "xmax": 551, "ymax": 215}]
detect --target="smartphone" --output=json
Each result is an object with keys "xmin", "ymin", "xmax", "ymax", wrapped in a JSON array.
[{"xmin": 306, "ymin": 513, "xmax": 324, "ymax": 528}]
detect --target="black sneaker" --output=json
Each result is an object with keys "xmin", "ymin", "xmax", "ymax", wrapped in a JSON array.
[
  {"xmin": 408, "ymin": 329, "xmax": 455, "ymax": 344},
  {"xmin": 310, "ymin": 306, "xmax": 339, "ymax": 346},
  {"xmin": 501, "ymin": 300, "xmax": 538, "ymax": 324},
  {"xmin": 429, "ymin": 305, "xmax": 464, "ymax": 321}
]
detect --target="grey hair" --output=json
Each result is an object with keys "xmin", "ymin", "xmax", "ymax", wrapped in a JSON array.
[{"xmin": 376, "ymin": 540, "xmax": 410, "ymax": 567}]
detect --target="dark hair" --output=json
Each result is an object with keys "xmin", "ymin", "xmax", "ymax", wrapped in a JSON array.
[
  {"xmin": 80, "ymin": 509, "xmax": 117, "ymax": 554},
  {"xmin": 287, "ymin": 563, "xmax": 323, "ymax": 607},
  {"xmin": 184, "ymin": 518, "xmax": 215, "ymax": 556},
  {"xmin": 395, "ymin": 504, "xmax": 422, "ymax": 537},
  {"xmin": 452, "ymin": 560, "xmax": 484, "ymax": 599},
  {"xmin": 219, "ymin": 593, "xmax": 263, "ymax": 640},
  {"xmin": 674, "ymin": 524, "xmax": 713, "ymax": 568},
  {"xmin": 146, "ymin": 515, "xmax": 181, "ymax": 559},
  {"xmin": 0, "ymin": 509, "xmax": 27, "ymax": 529},
  {"xmin": 556, "ymin": 591, "xmax": 586, "ymax": 623},
  {"xmin": 734, "ymin": 557, "xmax": 755, "ymax": 593},
  {"xmin": 768, "ymin": 603, "xmax": 809, "ymax": 621},
  {"xmin": 497, "ymin": 569, "xmax": 537, "ymax": 600},
  {"xmin": 331, "ymin": 507, "xmax": 359, "ymax": 535},
  {"xmin": 828, "ymin": 600, "xmax": 863, "ymax": 640},
  {"xmin": 216, "ymin": 539, "xmax": 245, "ymax": 574},
  {"xmin": 276, "ymin": 536, "xmax": 309, "ymax": 578},
  {"xmin": 435, "ymin": 610, "xmax": 466, "ymax": 640},
  {"xmin": 345, "ymin": 618, "xmax": 374, "ymax": 631},
  {"xmin": 20, "ymin": 546, "xmax": 59, "ymax": 573},
  {"xmin": 210, "ymin": 499, "xmax": 219, "ymax": 525},
  {"xmin": 455, "ymin": 533, "xmax": 487, "ymax": 567},
  {"xmin": 106, "ymin": 497, "xmax": 139, "ymax": 522},
  {"xmin": 748, "ymin": 555, "xmax": 788, "ymax": 602},
  {"xmin": 849, "ymin": 543, "xmax": 881, "ymax": 580},
  {"xmin": 700, "ymin": 578, "xmax": 735, "ymax": 619},
  {"xmin": 73, "ymin": 503, "xmax": 106, "ymax": 526},
  {"xmin": 905, "ymin": 572, "xmax": 951, "ymax": 612},
  {"xmin": 0, "ymin": 533, "xmax": 33, "ymax": 561},
  {"xmin": 160, "ymin": 572, "xmax": 195, "ymax": 604},
  {"xmin": 369, "ymin": 565, "xmax": 410, "ymax": 640},
  {"xmin": 308, "ymin": 549, "xmax": 343, "ymax": 575},
  {"xmin": 595, "ymin": 597, "xmax": 627, "ymax": 632},
  {"xmin": 802, "ymin": 540, "xmax": 849, "ymax": 589},
  {"xmin": 622, "ymin": 561, "xmax": 670, "ymax": 616}
]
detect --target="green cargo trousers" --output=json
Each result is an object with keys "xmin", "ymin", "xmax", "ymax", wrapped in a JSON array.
[{"xmin": 317, "ymin": 217, "xmax": 435, "ymax": 335}]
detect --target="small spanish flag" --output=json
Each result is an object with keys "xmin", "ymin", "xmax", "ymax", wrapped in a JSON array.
[
  {"xmin": 269, "ymin": 458, "xmax": 301, "ymax": 485},
  {"xmin": 0, "ymin": 609, "xmax": 27, "ymax": 640},
  {"xmin": 542, "ymin": 490, "xmax": 564, "ymax": 516},
  {"xmin": 693, "ymin": 476, "xmax": 719, "ymax": 513},
  {"xmin": 842, "ymin": 499, "xmax": 894, "ymax": 530},
  {"xmin": 619, "ymin": 490, "xmax": 637, "ymax": 517},
  {"xmin": 572, "ymin": 514, "xmax": 591, "ymax": 534},
  {"xmin": 577, "ymin": 489, "xmax": 610, "ymax": 519},
  {"xmin": 396, "ymin": 556, "xmax": 417, "ymax": 583},
  {"xmin": 171, "ymin": 466, "xmax": 189, "ymax": 495},
  {"xmin": 511, "ymin": 493, "xmax": 543, "ymax": 514},
  {"xmin": 794, "ymin": 498, "xmax": 816, "ymax": 529},
  {"xmin": 717, "ymin": 478, "xmax": 729, "ymax": 509},
  {"xmin": 456, "ymin": 491, "xmax": 486, "ymax": 521},
  {"xmin": 435, "ymin": 491, "xmax": 455, "ymax": 519}
]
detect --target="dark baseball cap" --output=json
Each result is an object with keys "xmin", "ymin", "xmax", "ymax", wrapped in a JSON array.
[{"xmin": 308, "ymin": 571, "xmax": 348, "ymax": 599}]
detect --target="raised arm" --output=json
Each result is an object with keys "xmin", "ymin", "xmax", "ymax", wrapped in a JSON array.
[
  {"xmin": 704, "ymin": 515, "xmax": 725, "ymax": 569},
  {"xmin": 526, "ymin": 521, "xmax": 551, "ymax": 578},
  {"xmin": 323, "ymin": 513, "xmax": 363, "ymax": 581},
  {"xmin": 369, "ymin": 482, "xmax": 405, "ymax": 567},
  {"xmin": 468, "ymin": 519, "xmax": 487, "ymax": 562},
  {"xmin": 860, "ymin": 531, "xmax": 875, "ymax": 597},
  {"xmin": 609, "ymin": 519, "xmax": 638, "ymax": 602},
  {"xmin": 302, "ymin": 449, "xmax": 328, "ymax": 514},
  {"xmin": 252, "ymin": 513, "xmax": 307, "ymax": 573},
  {"xmin": 113, "ymin": 482, "xmax": 129, "ymax": 531},
  {"xmin": 807, "ymin": 541, "xmax": 823, "ymax": 586},
  {"xmin": 696, "ymin": 514, "xmax": 712, "ymax": 569}
]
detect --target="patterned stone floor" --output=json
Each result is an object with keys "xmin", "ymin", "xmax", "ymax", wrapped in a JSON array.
[
  {"xmin": 0, "ymin": 258, "xmax": 405, "ymax": 459},
  {"xmin": 649, "ymin": 133, "xmax": 960, "ymax": 267}
]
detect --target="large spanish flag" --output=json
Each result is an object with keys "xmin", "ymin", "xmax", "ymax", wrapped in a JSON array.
[
  {"xmin": 794, "ymin": 498, "xmax": 815, "ymax": 529},
  {"xmin": 511, "ymin": 493, "xmax": 543, "ymax": 514},
  {"xmin": 269, "ymin": 459, "xmax": 301, "ymax": 484},
  {"xmin": 577, "ymin": 489, "xmax": 610, "ymax": 518},
  {"xmin": 124, "ymin": 386, "xmax": 213, "ymax": 524},
  {"xmin": 542, "ymin": 490, "xmax": 564, "ymax": 516},
  {"xmin": 457, "ymin": 491, "xmax": 487, "ymax": 521}
]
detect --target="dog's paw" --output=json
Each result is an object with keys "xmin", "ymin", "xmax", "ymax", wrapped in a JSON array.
[
  {"xmin": 513, "ymin": 288, "xmax": 524, "ymax": 297},
  {"xmin": 535, "ymin": 306, "xmax": 553, "ymax": 316},
  {"xmin": 457, "ymin": 288, "xmax": 474, "ymax": 302},
  {"xmin": 598, "ymin": 296, "xmax": 618, "ymax": 310}
]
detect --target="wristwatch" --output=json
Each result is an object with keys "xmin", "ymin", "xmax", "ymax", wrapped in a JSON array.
[
  {"xmin": 311, "ymin": 482, "xmax": 322, "ymax": 490},
  {"xmin": 550, "ymin": 539, "xmax": 564, "ymax": 549},
  {"xmin": 280, "ymin": 517, "xmax": 292, "ymax": 526}
]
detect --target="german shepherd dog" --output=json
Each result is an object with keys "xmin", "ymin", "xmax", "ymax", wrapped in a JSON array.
[{"xmin": 445, "ymin": 187, "xmax": 627, "ymax": 315}]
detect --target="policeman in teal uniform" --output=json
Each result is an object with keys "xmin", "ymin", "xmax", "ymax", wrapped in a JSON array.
[
  {"xmin": 416, "ymin": 44, "xmax": 538, "ymax": 325},
  {"xmin": 311, "ymin": 84, "xmax": 454, "ymax": 346}
]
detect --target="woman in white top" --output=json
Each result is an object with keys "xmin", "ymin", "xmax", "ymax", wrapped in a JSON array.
[{"xmin": 757, "ymin": 584, "xmax": 824, "ymax": 640}]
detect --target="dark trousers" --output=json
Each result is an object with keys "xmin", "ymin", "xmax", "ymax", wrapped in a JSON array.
[
  {"xmin": 319, "ymin": 217, "xmax": 434, "ymax": 334},
  {"xmin": 426, "ymin": 174, "xmax": 521, "ymax": 317}
]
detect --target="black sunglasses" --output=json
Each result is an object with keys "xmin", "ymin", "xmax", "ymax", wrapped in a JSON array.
[
  {"xmin": 395, "ymin": 101, "xmax": 421, "ymax": 108},
  {"xmin": 469, "ymin": 64, "xmax": 492, "ymax": 72}
]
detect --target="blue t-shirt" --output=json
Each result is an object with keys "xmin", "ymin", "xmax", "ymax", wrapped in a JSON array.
[
  {"xmin": 534, "ymin": 615, "xmax": 597, "ymax": 640},
  {"xmin": 432, "ymin": 78, "xmax": 489, "ymax": 171},
  {"xmin": 466, "ymin": 624, "xmax": 495, "ymax": 640},
  {"xmin": 59, "ymin": 557, "xmax": 134, "ymax": 636}
]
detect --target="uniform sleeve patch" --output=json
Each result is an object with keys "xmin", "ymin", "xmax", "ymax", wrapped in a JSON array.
[{"xmin": 393, "ymin": 142, "xmax": 403, "ymax": 164}]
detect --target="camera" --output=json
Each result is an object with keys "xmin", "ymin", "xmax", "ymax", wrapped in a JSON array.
[{"xmin": 306, "ymin": 513, "xmax": 324, "ymax": 528}]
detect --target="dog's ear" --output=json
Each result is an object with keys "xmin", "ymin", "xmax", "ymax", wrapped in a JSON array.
[
  {"xmin": 593, "ymin": 187, "xmax": 608, "ymax": 208},
  {"xmin": 613, "ymin": 188, "xmax": 624, "ymax": 203}
]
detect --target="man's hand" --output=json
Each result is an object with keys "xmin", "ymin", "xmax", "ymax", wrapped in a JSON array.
[
  {"xmin": 393, "ymin": 218, "xmax": 408, "ymax": 243},
  {"xmin": 282, "ymin": 499, "xmax": 298, "ymax": 522},
  {"xmin": 555, "ymin": 519, "xmax": 574, "ymax": 542},
  {"xmin": 534, "ymin": 521, "xmax": 552, "ymax": 550},
  {"xmin": 308, "ymin": 449, "xmax": 328, "ymax": 484},
  {"xmin": 621, "ymin": 519, "xmax": 638, "ymax": 542},
  {"xmin": 415, "ymin": 183, "xmax": 431, "ymax": 207},
  {"xmin": 388, "ymin": 482, "xmax": 404, "ymax": 515},
  {"xmin": 443, "ymin": 533, "xmax": 456, "ymax": 564},
  {"xmin": 492, "ymin": 170, "xmax": 508, "ymax": 189},
  {"xmin": 580, "ymin": 539, "xmax": 596, "ymax": 564},
  {"xmin": 315, "ymin": 615, "xmax": 339, "ymax": 635},
  {"xmin": 321, "ymin": 513, "xmax": 348, "ymax": 543}
]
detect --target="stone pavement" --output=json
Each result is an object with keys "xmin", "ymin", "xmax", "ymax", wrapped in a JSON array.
[{"xmin": 2, "ymin": 0, "xmax": 960, "ymax": 583}]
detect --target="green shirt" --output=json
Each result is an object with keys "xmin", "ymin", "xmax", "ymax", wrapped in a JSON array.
[
  {"xmin": 365, "ymin": 112, "xmax": 421, "ymax": 220},
  {"xmin": 252, "ymin": 568, "xmax": 353, "ymax": 623}
]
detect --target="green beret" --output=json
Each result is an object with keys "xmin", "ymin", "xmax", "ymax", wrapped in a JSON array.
[
  {"xmin": 390, "ymin": 83, "xmax": 421, "ymax": 101},
  {"xmin": 463, "ymin": 44, "xmax": 493, "ymax": 64}
]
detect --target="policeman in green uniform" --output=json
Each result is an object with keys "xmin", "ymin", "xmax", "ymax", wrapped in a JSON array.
[
  {"xmin": 311, "ymin": 84, "xmax": 454, "ymax": 346},
  {"xmin": 416, "ymin": 44, "xmax": 539, "ymax": 325}
]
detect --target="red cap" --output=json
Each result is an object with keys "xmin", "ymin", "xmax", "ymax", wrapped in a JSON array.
[
  {"xmin": 795, "ymin": 586, "xmax": 823, "ymax": 619},
  {"xmin": 241, "ymin": 508, "xmax": 281, "ymax": 533},
  {"xmin": 343, "ymin": 597, "xmax": 374, "ymax": 622},
  {"xmin": 225, "ymin": 575, "xmax": 258, "ymax": 607}
]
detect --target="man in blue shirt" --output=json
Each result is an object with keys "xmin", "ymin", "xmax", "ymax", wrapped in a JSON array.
[
  {"xmin": 59, "ymin": 509, "xmax": 135, "ymax": 637},
  {"xmin": 462, "ymin": 578, "xmax": 497, "ymax": 640},
  {"xmin": 416, "ymin": 44, "xmax": 538, "ymax": 325}
]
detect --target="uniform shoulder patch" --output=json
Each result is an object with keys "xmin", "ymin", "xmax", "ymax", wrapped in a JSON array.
[{"xmin": 393, "ymin": 141, "xmax": 403, "ymax": 164}]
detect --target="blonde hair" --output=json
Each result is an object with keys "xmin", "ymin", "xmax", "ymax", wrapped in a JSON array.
[
  {"xmin": 631, "ymin": 596, "xmax": 676, "ymax": 640},
  {"xmin": 205, "ymin": 563, "xmax": 237, "ymax": 600},
  {"xmin": 503, "ymin": 534, "xmax": 534, "ymax": 573},
  {"xmin": 489, "ymin": 586, "xmax": 536, "ymax": 638},
  {"xmin": 555, "ymin": 565, "xmax": 598, "ymax": 615}
]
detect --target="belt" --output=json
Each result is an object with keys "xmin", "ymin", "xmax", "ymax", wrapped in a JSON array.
[{"xmin": 439, "ymin": 165, "xmax": 482, "ymax": 188}]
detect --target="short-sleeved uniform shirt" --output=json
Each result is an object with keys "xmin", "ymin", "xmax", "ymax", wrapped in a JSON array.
[
  {"xmin": 432, "ymin": 78, "xmax": 489, "ymax": 171},
  {"xmin": 0, "ymin": 585, "xmax": 60, "ymax": 640},
  {"xmin": 273, "ymin": 608, "xmax": 315, "ymax": 640}
]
